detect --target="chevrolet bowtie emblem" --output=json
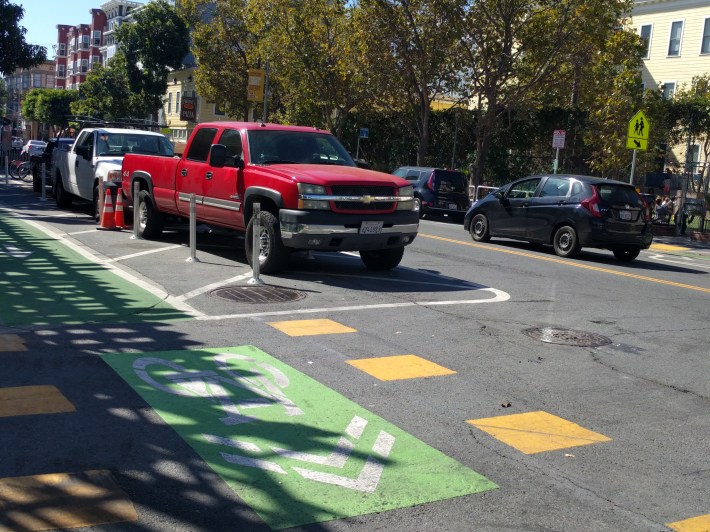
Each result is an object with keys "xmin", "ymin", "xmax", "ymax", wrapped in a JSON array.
[{"xmin": 362, "ymin": 195, "xmax": 375, "ymax": 204}]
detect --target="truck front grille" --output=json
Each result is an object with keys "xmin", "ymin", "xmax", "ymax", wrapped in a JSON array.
[{"xmin": 330, "ymin": 185, "xmax": 395, "ymax": 211}]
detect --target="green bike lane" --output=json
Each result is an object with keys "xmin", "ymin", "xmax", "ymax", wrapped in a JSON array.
[{"xmin": 0, "ymin": 210, "xmax": 497, "ymax": 530}]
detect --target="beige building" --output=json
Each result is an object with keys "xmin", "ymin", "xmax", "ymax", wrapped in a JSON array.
[{"xmin": 632, "ymin": 0, "xmax": 710, "ymax": 177}]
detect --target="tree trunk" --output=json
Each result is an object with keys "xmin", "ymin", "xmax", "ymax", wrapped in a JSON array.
[{"xmin": 416, "ymin": 100, "xmax": 431, "ymax": 166}]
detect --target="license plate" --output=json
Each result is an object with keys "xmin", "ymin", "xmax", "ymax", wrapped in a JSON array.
[
  {"xmin": 360, "ymin": 221, "xmax": 383, "ymax": 234},
  {"xmin": 448, "ymin": 203, "xmax": 457, "ymax": 210},
  {"xmin": 620, "ymin": 210, "xmax": 632, "ymax": 221}
]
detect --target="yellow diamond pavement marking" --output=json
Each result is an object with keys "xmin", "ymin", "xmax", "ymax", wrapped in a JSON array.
[
  {"xmin": 466, "ymin": 411, "xmax": 611, "ymax": 454},
  {"xmin": 0, "ymin": 385, "xmax": 75, "ymax": 418},
  {"xmin": 650, "ymin": 243, "xmax": 690, "ymax": 252},
  {"xmin": 347, "ymin": 354, "xmax": 456, "ymax": 381},
  {"xmin": 268, "ymin": 318, "xmax": 357, "ymax": 337},
  {"xmin": 667, "ymin": 514, "xmax": 710, "ymax": 532},
  {"xmin": 0, "ymin": 334, "xmax": 27, "ymax": 352},
  {"xmin": 0, "ymin": 470, "xmax": 138, "ymax": 531}
]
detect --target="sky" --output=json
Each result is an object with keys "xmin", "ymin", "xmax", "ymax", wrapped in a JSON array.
[{"xmin": 17, "ymin": 0, "xmax": 143, "ymax": 58}]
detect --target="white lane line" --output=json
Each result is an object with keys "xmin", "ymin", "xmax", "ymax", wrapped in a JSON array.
[
  {"xmin": 174, "ymin": 272, "xmax": 255, "ymax": 302},
  {"xmin": 647, "ymin": 253, "xmax": 710, "ymax": 270},
  {"xmin": 67, "ymin": 228, "xmax": 104, "ymax": 235},
  {"xmin": 196, "ymin": 287, "xmax": 510, "ymax": 321},
  {"xmin": 10, "ymin": 213, "xmax": 204, "ymax": 318},
  {"xmin": 108, "ymin": 244, "xmax": 184, "ymax": 262}
]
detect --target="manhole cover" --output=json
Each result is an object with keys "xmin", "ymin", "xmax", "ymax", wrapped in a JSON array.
[
  {"xmin": 522, "ymin": 327, "xmax": 611, "ymax": 347},
  {"xmin": 211, "ymin": 285, "xmax": 307, "ymax": 304}
]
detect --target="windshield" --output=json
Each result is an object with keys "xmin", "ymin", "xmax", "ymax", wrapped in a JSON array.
[
  {"xmin": 247, "ymin": 130, "xmax": 355, "ymax": 166},
  {"xmin": 97, "ymin": 133, "xmax": 174, "ymax": 156}
]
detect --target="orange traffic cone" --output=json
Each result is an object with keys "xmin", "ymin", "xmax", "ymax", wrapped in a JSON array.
[
  {"xmin": 114, "ymin": 189, "xmax": 126, "ymax": 229},
  {"xmin": 97, "ymin": 187, "xmax": 117, "ymax": 230}
]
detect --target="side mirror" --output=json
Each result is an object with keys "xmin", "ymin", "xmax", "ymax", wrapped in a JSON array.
[
  {"xmin": 209, "ymin": 144, "xmax": 227, "ymax": 168},
  {"xmin": 75, "ymin": 145, "xmax": 89, "ymax": 158},
  {"xmin": 493, "ymin": 191, "xmax": 504, "ymax": 200}
]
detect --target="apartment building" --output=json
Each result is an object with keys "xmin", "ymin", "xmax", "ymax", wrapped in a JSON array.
[
  {"xmin": 632, "ymin": 0, "xmax": 710, "ymax": 175},
  {"xmin": 55, "ymin": 10, "xmax": 107, "ymax": 90},
  {"xmin": 2, "ymin": 61, "xmax": 57, "ymax": 141}
]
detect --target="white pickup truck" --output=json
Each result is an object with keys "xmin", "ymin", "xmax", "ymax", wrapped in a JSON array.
[{"xmin": 53, "ymin": 127, "xmax": 174, "ymax": 218}]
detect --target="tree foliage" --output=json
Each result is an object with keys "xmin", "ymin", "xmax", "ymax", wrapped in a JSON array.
[
  {"xmin": 21, "ymin": 88, "xmax": 79, "ymax": 135},
  {"xmin": 181, "ymin": 0, "xmax": 253, "ymax": 120},
  {"xmin": 0, "ymin": 0, "xmax": 47, "ymax": 76},
  {"xmin": 116, "ymin": 0, "xmax": 190, "ymax": 115},
  {"xmin": 70, "ymin": 59, "xmax": 139, "ymax": 120}
]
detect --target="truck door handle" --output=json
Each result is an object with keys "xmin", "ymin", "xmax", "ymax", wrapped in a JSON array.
[
  {"xmin": 205, "ymin": 172, "xmax": 213, "ymax": 180},
  {"xmin": 181, "ymin": 168, "xmax": 188, "ymax": 177}
]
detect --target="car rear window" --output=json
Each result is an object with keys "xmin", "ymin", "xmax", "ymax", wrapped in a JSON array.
[
  {"xmin": 596, "ymin": 185, "xmax": 643, "ymax": 207},
  {"xmin": 435, "ymin": 170, "xmax": 467, "ymax": 193}
]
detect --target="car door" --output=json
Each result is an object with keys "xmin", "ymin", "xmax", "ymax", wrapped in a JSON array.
[
  {"xmin": 525, "ymin": 176, "xmax": 572, "ymax": 240},
  {"xmin": 176, "ymin": 127, "xmax": 218, "ymax": 219},
  {"xmin": 66, "ymin": 131, "xmax": 92, "ymax": 197},
  {"xmin": 200, "ymin": 127, "xmax": 244, "ymax": 228},
  {"xmin": 490, "ymin": 177, "xmax": 541, "ymax": 237}
]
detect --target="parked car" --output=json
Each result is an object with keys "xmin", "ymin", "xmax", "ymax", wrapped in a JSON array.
[
  {"xmin": 21, "ymin": 140, "xmax": 47, "ymax": 157},
  {"xmin": 31, "ymin": 137, "xmax": 74, "ymax": 193},
  {"xmin": 463, "ymin": 174, "xmax": 653, "ymax": 261},
  {"xmin": 392, "ymin": 166, "xmax": 470, "ymax": 221},
  {"xmin": 11, "ymin": 137, "xmax": 24, "ymax": 149}
]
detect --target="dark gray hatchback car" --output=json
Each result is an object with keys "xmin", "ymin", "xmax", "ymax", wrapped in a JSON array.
[
  {"xmin": 392, "ymin": 166, "xmax": 470, "ymax": 220},
  {"xmin": 463, "ymin": 174, "xmax": 653, "ymax": 261}
]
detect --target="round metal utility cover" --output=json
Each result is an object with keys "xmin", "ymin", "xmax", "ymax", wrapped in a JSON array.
[
  {"xmin": 522, "ymin": 327, "xmax": 611, "ymax": 347},
  {"xmin": 211, "ymin": 285, "xmax": 306, "ymax": 304}
]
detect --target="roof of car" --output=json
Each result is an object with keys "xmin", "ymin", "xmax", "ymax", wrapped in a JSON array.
[
  {"xmin": 91, "ymin": 128, "xmax": 167, "ymax": 136},
  {"xmin": 200, "ymin": 122, "xmax": 332, "ymax": 134},
  {"xmin": 527, "ymin": 174, "xmax": 635, "ymax": 187}
]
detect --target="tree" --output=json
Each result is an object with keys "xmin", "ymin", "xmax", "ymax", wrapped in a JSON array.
[
  {"xmin": 456, "ymin": 0, "xmax": 635, "ymax": 186},
  {"xmin": 247, "ymin": 0, "xmax": 372, "ymax": 138},
  {"xmin": 181, "ymin": 0, "xmax": 254, "ymax": 120},
  {"xmin": 70, "ymin": 59, "xmax": 138, "ymax": 120},
  {"xmin": 116, "ymin": 0, "xmax": 190, "ymax": 116},
  {"xmin": 0, "ymin": 0, "xmax": 47, "ymax": 75},
  {"xmin": 359, "ymin": 0, "xmax": 464, "ymax": 165},
  {"xmin": 21, "ymin": 88, "xmax": 79, "ymax": 136}
]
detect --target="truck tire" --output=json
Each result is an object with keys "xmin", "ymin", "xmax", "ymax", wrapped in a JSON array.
[
  {"xmin": 245, "ymin": 210, "xmax": 288, "ymax": 274},
  {"xmin": 93, "ymin": 185, "xmax": 100, "ymax": 222},
  {"xmin": 360, "ymin": 247, "xmax": 405, "ymax": 270},
  {"xmin": 55, "ymin": 177, "xmax": 72, "ymax": 208},
  {"xmin": 138, "ymin": 190, "xmax": 164, "ymax": 239}
]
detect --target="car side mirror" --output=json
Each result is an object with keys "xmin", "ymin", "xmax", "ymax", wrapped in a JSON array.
[
  {"xmin": 209, "ymin": 144, "xmax": 227, "ymax": 168},
  {"xmin": 75, "ymin": 145, "xmax": 89, "ymax": 158},
  {"xmin": 493, "ymin": 191, "xmax": 504, "ymax": 200}
]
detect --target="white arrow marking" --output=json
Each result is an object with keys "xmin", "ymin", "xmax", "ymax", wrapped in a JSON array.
[
  {"xmin": 202, "ymin": 434, "xmax": 287, "ymax": 475},
  {"xmin": 292, "ymin": 430, "xmax": 395, "ymax": 492},
  {"xmin": 272, "ymin": 437, "xmax": 354, "ymax": 467}
]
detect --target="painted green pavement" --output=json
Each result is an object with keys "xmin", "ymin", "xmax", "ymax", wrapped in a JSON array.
[
  {"xmin": 0, "ymin": 213, "xmax": 187, "ymax": 327},
  {"xmin": 101, "ymin": 346, "xmax": 498, "ymax": 529}
]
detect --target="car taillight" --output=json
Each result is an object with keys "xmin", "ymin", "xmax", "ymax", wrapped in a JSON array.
[
  {"xmin": 426, "ymin": 172, "xmax": 435, "ymax": 191},
  {"xmin": 581, "ymin": 187, "xmax": 602, "ymax": 218}
]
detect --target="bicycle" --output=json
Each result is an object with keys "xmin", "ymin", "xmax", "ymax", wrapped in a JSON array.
[{"xmin": 8, "ymin": 159, "xmax": 31, "ymax": 181}]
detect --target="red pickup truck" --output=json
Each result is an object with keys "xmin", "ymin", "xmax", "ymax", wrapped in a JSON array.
[{"xmin": 121, "ymin": 122, "xmax": 419, "ymax": 273}]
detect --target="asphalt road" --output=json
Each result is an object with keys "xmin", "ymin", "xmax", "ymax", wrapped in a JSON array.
[{"xmin": 0, "ymin": 178, "xmax": 708, "ymax": 532}]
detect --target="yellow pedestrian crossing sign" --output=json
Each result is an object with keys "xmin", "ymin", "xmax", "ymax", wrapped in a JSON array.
[{"xmin": 626, "ymin": 111, "xmax": 649, "ymax": 150}]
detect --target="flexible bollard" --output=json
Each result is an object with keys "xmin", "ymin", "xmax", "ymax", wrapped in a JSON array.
[
  {"xmin": 186, "ymin": 192, "xmax": 200, "ymax": 263},
  {"xmin": 40, "ymin": 162, "xmax": 47, "ymax": 202},
  {"xmin": 248, "ymin": 203, "xmax": 265, "ymax": 285},
  {"xmin": 130, "ymin": 181, "xmax": 141, "ymax": 240}
]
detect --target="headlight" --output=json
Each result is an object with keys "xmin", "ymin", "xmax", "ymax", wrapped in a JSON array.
[
  {"xmin": 298, "ymin": 183, "xmax": 329, "ymax": 210},
  {"xmin": 397, "ymin": 185, "xmax": 415, "ymax": 211}
]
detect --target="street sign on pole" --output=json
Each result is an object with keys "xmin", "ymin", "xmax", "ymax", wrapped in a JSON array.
[
  {"xmin": 552, "ymin": 130, "xmax": 566, "ymax": 149},
  {"xmin": 626, "ymin": 111, "xmax": 649, "ymax": 151}
]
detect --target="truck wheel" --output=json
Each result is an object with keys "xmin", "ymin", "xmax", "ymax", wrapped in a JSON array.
[
  {"xmin": 92, "ymin": 185, "xmax": 100, "ymax": 222},
  {"xmin": 360, "ymin": 247, "xmax": 405, "ymax": 270},
  {"xmin": 138, "ymin": 190, "xmax": 164, "ymax": 239},
  {"xmin": 55, "ymin": 178, "xmax": 72, "ymax": 208},
  {"xmin": 245, "ymin": 210, "xmax": 288, "ymax": 274}
]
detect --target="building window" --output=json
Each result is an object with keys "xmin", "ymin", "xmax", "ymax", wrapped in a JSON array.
[
  {"xmin": 32, "ymin": 74, "xmax": 42, "ymax": 87},
  {"xmin": 176, "ymin": 91, "xmax": 180, "ymax": 111},
  {"xmin": 662, "ymin": 82, "xmax": 676, "ymax": 99},
  {"xmin": 57, "ymin": 65, "xmax": 65, "ymax": 77},
  {"xmin": 58, "ymin": 43, "xmax": 66, "ymax": 56},
  {"xmin": 640, "ymin": 24, "xmax": 652, "ymax": 58},
  {"xmin": 668, "ymin": 20, "xmax": 683, "ymax": 56},
  {"xmin": 46, "ymin": 75, "xmax": 54, "ymax": 87},
  {"xmin": 167, "ymin": 93, "xmax": 172, "ymax": 114},
  {"xmin": 81, "ymin": 59, "xmax": 88, "ymax": 73},
  {"xmin": 214, "ymin": 103, "xmax": 225, "ymax": 116},
  {"xmin": 93, "ymin": 30, "xmax": 101, "ymax": 45},
  {"xmin": 82, "ymin": 35, "xmax": 90, "ymax": 49},
  {"xmin": 702, "ymin": 18, "xmax": 710, "ymax": 55}
]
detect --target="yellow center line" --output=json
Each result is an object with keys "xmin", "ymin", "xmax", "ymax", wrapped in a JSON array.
[{"xmin": 420, "ymin": 233, "xmax": 710, "ymax": 294}]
